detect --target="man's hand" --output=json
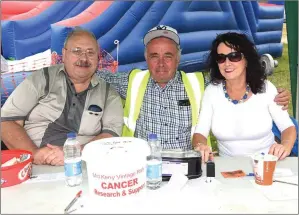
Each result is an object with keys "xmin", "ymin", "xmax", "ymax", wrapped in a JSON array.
[
  {"xmin": 45, "ymin": 144, "xmax": 64, "ymax": 166},
  {"xmin": 274, "ymin": 88, "xmax": 290, "ymax": 110},
  {"xmin": 33, "ymin": 147, "xmax": 55, "ymax": 165},
  {"xmin": 268, "ymin": 143, "xmax": 291, "ymax": 160},
  {"xmin": 194, "ymin": 143, "xmax": 213, "ymax": 163}
]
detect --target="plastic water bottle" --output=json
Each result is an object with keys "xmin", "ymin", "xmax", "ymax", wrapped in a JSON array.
[
  {"xmin": 63, "ymin": 132, "xmax": 82, "ymax": 187},
  {"xmin": 146, "ymin": 133, "xmax": 162, "ymax": 189}
]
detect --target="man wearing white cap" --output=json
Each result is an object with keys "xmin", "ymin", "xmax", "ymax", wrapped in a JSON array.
[{"xmin": 98, "ymin": 25, "xmax": 290, "ymax": 161}]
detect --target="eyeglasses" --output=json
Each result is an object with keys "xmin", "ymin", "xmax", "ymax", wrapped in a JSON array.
[
  {"xmin": 65, "ymin": 47, "xmax": 97, "ymax": 58},
  {"xmin": 216, "ymin": 52, "xmax": 243, "ymax": 64}
]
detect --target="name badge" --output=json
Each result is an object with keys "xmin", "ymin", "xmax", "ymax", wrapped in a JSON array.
[{"xmin": 178, "ymin": 99, "xmax": 190, "ymax": 106}]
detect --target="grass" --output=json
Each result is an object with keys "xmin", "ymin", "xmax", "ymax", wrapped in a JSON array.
[
  {"xmin": 208, "ymin": 43, "xmax": 293, "ymax": 152},
  {"xmin": 268, "ymin": 43, "xmax": 293, "ymax": 116}
]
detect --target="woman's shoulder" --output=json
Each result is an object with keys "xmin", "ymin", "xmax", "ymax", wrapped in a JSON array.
[
  {"xmin": 203, "ymin": 82, "xmax": 223, "ymax": 99},
  {"xmin": 255, "ymin": 80, "xmax": 278, "ymax": 101},
  {"xmin": 264, "ymin": 80, "xmax": 277, "ymax": 94},
  {"xmin": 205, "ymin": 82, "xmax": 223, "ymax": 91}
]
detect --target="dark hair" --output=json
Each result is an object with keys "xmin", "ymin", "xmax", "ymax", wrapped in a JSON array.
[{"xmin": 207, "ymin": 32, "xmax": 266, "ymax": 94}]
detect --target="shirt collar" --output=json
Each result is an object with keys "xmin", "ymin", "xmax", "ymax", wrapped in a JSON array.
[{"xmin": 149, "ymin": 70, "xmax": 181, "ymax": 89}]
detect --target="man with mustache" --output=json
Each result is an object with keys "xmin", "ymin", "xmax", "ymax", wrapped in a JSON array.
[
  {"xmin": 99, "ymin": 25, "xmax": 290, "ymax": 161},
  {"xmin": 1, "ymin": 28, "xmax": 123, "ymax": 166}
]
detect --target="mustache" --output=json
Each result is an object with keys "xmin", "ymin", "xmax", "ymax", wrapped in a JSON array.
[{"xmin": 74, "ymin": 60, "xmax": 91, "ymax": 67}]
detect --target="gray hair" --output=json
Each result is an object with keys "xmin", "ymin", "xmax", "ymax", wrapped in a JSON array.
[
  {"xmin": 144, "ymin": 44, "xmax": 182, "ymax": 60},
  {"xmin": 63, "ymin": 27, "xmax": 97, "ymax": 48}
]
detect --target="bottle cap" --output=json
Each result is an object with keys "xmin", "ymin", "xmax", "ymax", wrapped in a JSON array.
[
  {"xmin": 148, "ymin": 133, "xmax": 157, "ymax": 140},
  {"xmin": 67, "ymin": 132, "xmax": 76, "ymax": 139}
]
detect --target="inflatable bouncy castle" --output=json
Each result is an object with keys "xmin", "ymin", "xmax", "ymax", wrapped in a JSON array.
[{"xmin": 1, "ymin": 1, "xmax": 285, "ymax": 103}]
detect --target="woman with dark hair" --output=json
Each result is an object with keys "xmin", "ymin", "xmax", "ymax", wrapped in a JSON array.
[{"xmin": 192, "ymin": 32, "xmax": 296, "ymax": 160}]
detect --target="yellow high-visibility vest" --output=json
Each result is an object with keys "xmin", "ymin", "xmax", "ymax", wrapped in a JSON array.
[{"xmin": 122, "ymin": 69, "xmax": 210, "ymax": 146}]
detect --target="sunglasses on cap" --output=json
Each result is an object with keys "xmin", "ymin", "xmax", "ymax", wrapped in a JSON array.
[{"xmin": 216, "ymin": 52, "xmax": 243, "ymax": 64}]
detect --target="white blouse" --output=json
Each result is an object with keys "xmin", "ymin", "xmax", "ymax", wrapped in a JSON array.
[{"xmin": 195, "ymin": 80, "xmax": 294, "ymax": 157}]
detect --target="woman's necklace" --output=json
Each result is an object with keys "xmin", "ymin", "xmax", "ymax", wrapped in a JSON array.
[{"xmin": 223, "ymin": 81, "xmax": 250, "ymax": 104}]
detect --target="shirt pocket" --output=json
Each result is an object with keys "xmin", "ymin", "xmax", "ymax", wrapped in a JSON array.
[
  {"xmin": 177, "ymin": 105, "xmax": 192, "ymax": 129},
  {"xmin": 79, "ymin": 110, "xmax": 103, "ymax": 136}
]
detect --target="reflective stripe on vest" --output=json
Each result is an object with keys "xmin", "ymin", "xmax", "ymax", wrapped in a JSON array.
[
  {"xmin": 123, "ymin": 69, "xmax": 150, "ymax": 136},
  {"xmin": 122, "ymin": 70, "xmax": 205, "ymax": 143}
]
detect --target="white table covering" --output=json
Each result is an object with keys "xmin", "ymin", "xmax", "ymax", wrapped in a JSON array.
[{"xmin": 1, "ymin": 157, "xmax": 298, "ymax": 214}]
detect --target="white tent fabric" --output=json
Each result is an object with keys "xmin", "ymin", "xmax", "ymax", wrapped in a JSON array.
[
  {"xmin": 1, "ymin": 50, "xmax": 51, "ymax": 73},
  {"xmin": 1, "ymin": 55, "xmax": 8, "ymax": 73}
]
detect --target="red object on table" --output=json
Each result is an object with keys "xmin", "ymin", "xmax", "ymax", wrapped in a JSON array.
[{"xmin": 1, "ymin": 150, "xmax": 33, "ymax": 188}]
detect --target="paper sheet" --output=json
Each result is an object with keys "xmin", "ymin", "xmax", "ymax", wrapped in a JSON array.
[
  {"xmin": 162, "ymin": 171, "xmax": 188, "ymax": 191},
  {"xmin": 250, "ymin": 175, "xmax": 298, "ymax": 201},
  {"xmin": 24, "ymin": 172, "xmax": 65, "ymax": 183},
  {"xmin": 186, "ymin": 176, "xmax": 221, "ymax": 190},
  {"xmin": 274, "ymin": 168, "xmax": 293, "ymax": 178}
]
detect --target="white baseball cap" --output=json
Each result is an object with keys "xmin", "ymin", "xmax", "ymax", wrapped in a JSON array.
[{"xmin": 143, "ymin": 25, "xmax": 180, "ymax": 46}]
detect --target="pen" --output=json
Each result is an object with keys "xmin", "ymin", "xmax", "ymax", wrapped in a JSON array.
[
  {"xmin": 64, "ymin": 190, "xmax": 82, "ymax": 214},
  {"xmin": 65, "ymin": 204, "xmax": 84, "ymax": 214},
  {"xmin": 246, "ymin": 173, "xmax": 255, "ymax": 176},
  {"xmin": 273, "ymin": 180, "xmax": 298, "ymax": 186}
]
